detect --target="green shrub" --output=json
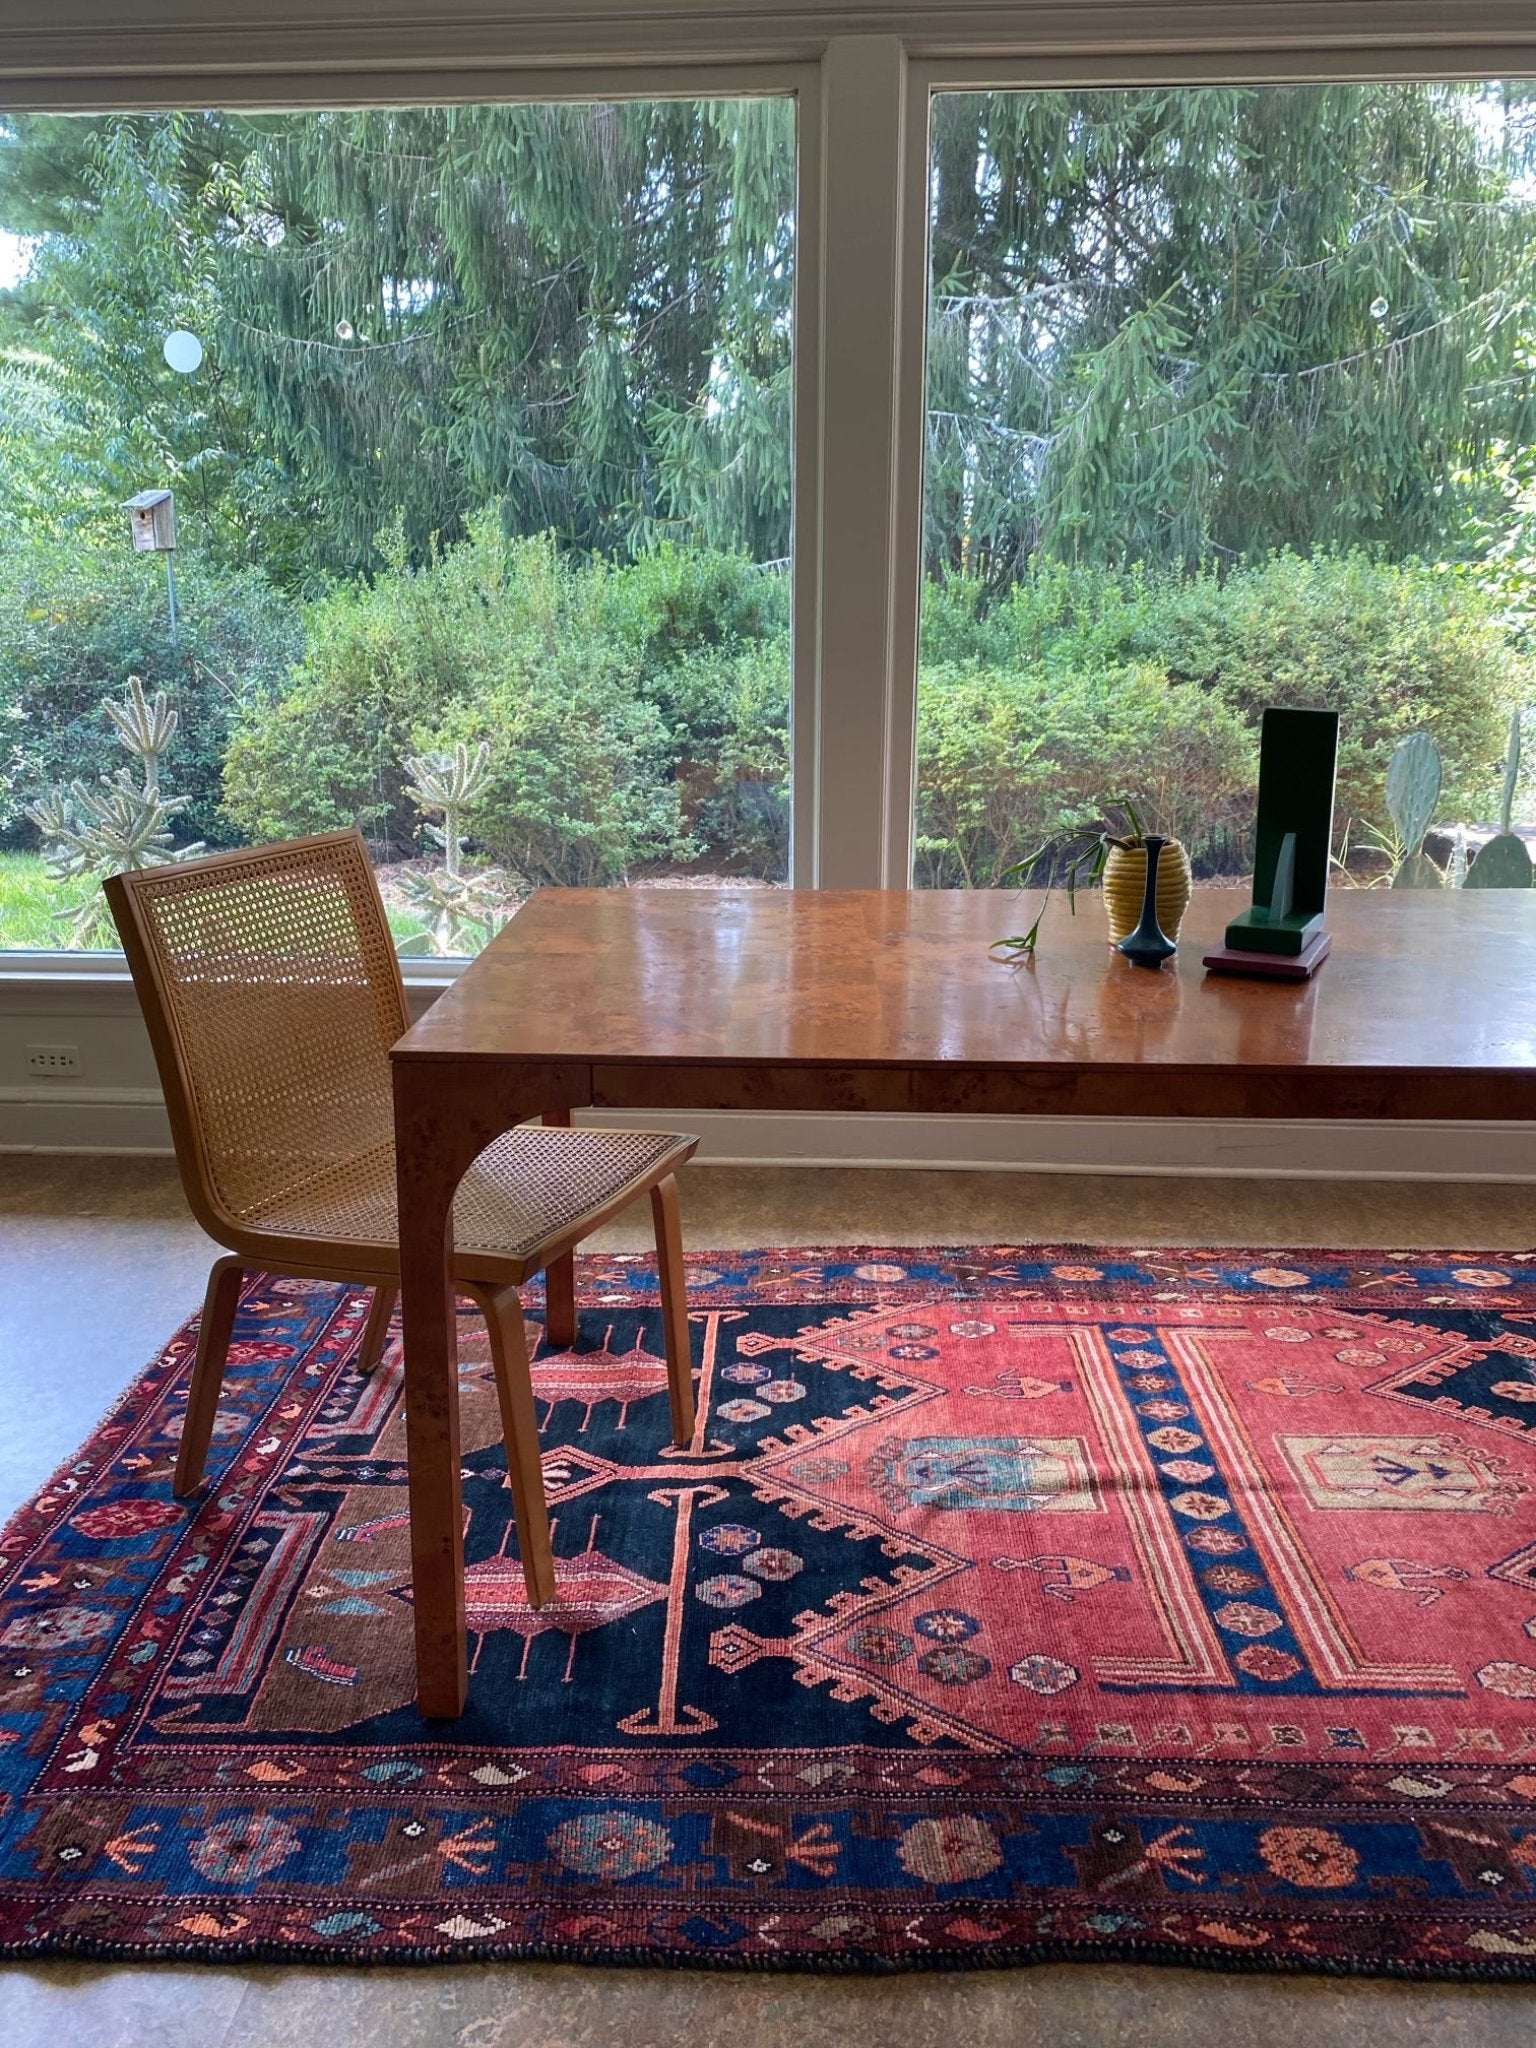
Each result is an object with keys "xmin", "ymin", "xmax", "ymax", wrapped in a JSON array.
[
  {"xmin": 1126, "ymin": 550, "xmax": 1526, "ymax": 832},
  {"xmin": 223, "ymin": 518, "xmax": 790, "ymax": 883},
  {"xmin": 652, "ymin": 640, "xmax": 790, "ymax": 875},
  {"xmin": 106, "ymin": 519, "xmax": 1523, "ymax": 899},
  {"xmin": 916, "ymin": 550, "xmax": 1528, "ymax": 882},
  {"xmin": 915, "ymin": 660, "xmax": 1256, "ymax": 887},
  {"xmin": 922, "ymin": 558, "xmax": 1151, "ymax": 677},
  {"xmin": 429, "ymin": 681, "xmax": 680, "ymax": 888},
  {"xmin": 597, "ymin": 543, "xmax": 789, "ymax": 671},
  {"xmin": 0, "ymin": 536, "xmax": 301, "ymax": 847},
  {"xmin": 222, "ymin": 521, "xmax": 484, "ymax": 850},
  {"xmin": 226, "ymin": 519, "xmax": 663, "ymax": 880}
]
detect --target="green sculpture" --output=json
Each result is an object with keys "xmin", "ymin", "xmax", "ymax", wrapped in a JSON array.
[
  {"xmin": 1463, "ymin": 711, "xmax": 1532, "ymax": 890},
  {"xmin": 1223, "ymin": 707, "xmax": 1339, "ymax": 957}
]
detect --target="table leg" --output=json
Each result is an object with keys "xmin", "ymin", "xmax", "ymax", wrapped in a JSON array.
[
  {"xmin": 542, "ymin": 1106, "xmax": 577, "ymax": 1349},
  {"xmin": 393, "ymin": 1062, "xmax": 471, "ymax": 1719},
  {"xmin": 394, "ymin": 1058, "xmax": 592, "ymax": 1719}
]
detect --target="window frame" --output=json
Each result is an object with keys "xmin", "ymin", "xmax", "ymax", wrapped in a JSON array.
[{"xmin": 894, "ymin": 43, "xmax": 1536, "ymax": 887}]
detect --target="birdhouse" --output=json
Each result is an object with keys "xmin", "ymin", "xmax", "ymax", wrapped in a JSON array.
[{"xmin": 124, "ymin": 489, "xmax": 177, "ymax": 553}]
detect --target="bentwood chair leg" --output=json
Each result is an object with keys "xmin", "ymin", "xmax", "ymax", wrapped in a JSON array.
[
  {"xmin": 356, "ymin": 1285, "xmax": 397, "ymax": 1373},
  {"xmin": 467, "ymin": 1283, "xmax": 557, "ymax": 1608},
  {"xmin": 543, "ymin": 1253, "xmax": 577, "ymax": 1351},
  {"xmin": 176, "ymin": 1255, "xmax": 244, "ymax": 1498},
  {"xmin": 650, "ymin": 1174, "xmax": 696, "ymax": 1446}
]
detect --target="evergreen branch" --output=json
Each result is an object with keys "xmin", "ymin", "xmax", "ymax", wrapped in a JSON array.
[
  {"xmin": 223, "ymin": 310, "xmax": 478, "ymax": 358},
  {"xmin": 1257, "ymin": 273, "xmax": 1536, "ymax": 389}
]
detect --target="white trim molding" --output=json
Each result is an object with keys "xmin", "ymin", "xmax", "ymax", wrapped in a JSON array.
[
  {"xmin": 4, "ymin": 1085, "xmax": 1532, "ymax": 1179},
  {"xmin": 3, "ymin": 4, "xmax": 1536, "ymax": 103}
]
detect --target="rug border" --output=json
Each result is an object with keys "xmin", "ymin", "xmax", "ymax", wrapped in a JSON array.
[{"xmin": 3, "ymin": 1925, "xmax": 1535, "ymax": 1981}]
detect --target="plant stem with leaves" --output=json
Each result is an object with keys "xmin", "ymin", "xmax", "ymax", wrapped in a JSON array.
[
  {"xmin": 395, "ymin": 741, "xmax": 509, "ymax": 955},
  {"xmin": 26, "ymin": 675, "xmax": 204, "ymax": 946}
]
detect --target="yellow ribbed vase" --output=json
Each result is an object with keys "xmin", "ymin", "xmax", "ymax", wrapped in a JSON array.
[{"xmin": 1102, "ymin": 840, "xmax": 1193, "ymax": 947}]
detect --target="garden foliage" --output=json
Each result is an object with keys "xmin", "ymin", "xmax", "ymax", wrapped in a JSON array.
[
  {"xmin": 914, "ymin": 552, "xmax": 1526, "ymax": 886},
  {"xmin": 3, "ymin": 520, "xmax": 1524, "ymax": 900},
  {"xmin": 0, "ymin": 535, "xmax": 301, "ymax": 845},
  {"xmin": 220, "ymin": 522, "xmax": 791, "ymax": 885}
]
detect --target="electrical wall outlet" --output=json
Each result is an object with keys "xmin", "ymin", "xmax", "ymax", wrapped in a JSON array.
[{"xmin": 26, "ymin": 1044, "xmax": 81, "ymax": 1076}]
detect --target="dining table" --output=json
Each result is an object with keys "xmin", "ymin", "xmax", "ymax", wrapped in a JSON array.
[{"xmin": 391, "ymin": 883, "xmax": 1536, "ymax": 1716}]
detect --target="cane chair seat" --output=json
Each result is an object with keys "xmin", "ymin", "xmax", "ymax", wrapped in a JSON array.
[{"xmin": 243, "ymin": 1124, "xmax": 694, "ymax": 1284}]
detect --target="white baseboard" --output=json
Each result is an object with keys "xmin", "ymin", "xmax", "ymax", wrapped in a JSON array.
[
  {"xmin": 579, "ymin": 1108, "xmax": 1534, "ymax": 1180},
  {"xmin": 2, "ymin": 1086, "xmax": 1531, "ymax": 1179},
  {"xmin": 0, "ymin": 1086, "xmax": 173, "ymax": 1154}
]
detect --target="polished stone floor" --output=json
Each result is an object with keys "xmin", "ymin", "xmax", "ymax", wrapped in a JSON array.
[{"xmin": 3, "ymin": 1154, "xmax": 1534, "ymax": 2047}]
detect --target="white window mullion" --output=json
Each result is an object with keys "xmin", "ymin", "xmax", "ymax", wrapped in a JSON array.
[{"xmin": 803, "ymin": 34, "xmax": 929, "ymax": 889}]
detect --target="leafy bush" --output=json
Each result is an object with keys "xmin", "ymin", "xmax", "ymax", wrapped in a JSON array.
[
  {"xmin": 0, "ymin": 535, "xmax": 301, "ymax": 846},
  {"xmin": 428, "ymin": 663, "xmax": 683, "ymax": 889},
  {"xmin": 654, "ymin": 640, "xmax": 790, "ymax": 874},
  {"xmin": 1125, "ymin": 550, "xmax": 1526, "ymax": 832},
  {"xmin": 597, "ymin": 543, "xmax": 789, "ymax": 671},
  {"xmin": 23, "ymin": 514, "xmax": 1510, "ymax": 905},
  {"xmin": 223, "ymin": 514, "xmax": 508, "ymax": 852},
  {"xmin": 224, "ymin": 516, "xmax": 791, "ymax": 884},
  {"xmin": 922, "ymin": 557, "xmax": 1150, "ymax": 677},
  {"xmin": 915, "ymin": 549, "xmax": 1529, "ymax": 885},
  {"xmin": 916, "ymin": 660, "xmax": 1255, "ymax": 887}
]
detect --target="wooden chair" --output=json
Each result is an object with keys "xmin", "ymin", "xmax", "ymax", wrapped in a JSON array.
[{"xmin": 104, "ymin": 830, "xmax": 698, "ymax": 1609}]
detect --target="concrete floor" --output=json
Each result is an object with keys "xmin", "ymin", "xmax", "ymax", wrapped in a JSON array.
[{"xmin": 3, "ymin": 1154, "xmax": 1534, "ymax": 2047}]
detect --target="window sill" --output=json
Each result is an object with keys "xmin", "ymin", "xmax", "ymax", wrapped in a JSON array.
[{"xmin": 0, "ymin": 952, "xmax": 466, "ymax": 1016}]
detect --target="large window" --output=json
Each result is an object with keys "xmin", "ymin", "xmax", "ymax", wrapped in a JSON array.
[
  {"xmin": 914, "ymin": 83, "xmax": 1536, "ymax": 900},
  {"xmin": 6, "ymin": 62, "xmax": 1535, "ymax": 961},
  {"xmin": 0, "ymin": 97, "xmax": 795, "ymax": 955}
]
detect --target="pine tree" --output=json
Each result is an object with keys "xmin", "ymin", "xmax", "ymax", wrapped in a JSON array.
[
  {"xmin": 0, "ymin": 100, "xmax": 796, "ymax": 582},
  {"xmin": 924, "ymin": 84, "xmax": 1536, "ymax": 581},
  {"xmin": 5, "ymin": 85, "xmax": 1536, "ymax": 591}
]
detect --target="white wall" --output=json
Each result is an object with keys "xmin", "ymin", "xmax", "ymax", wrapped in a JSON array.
[{"xmin": 3, "ymin": 967, "xmax": 1530, "ymax": 1175}]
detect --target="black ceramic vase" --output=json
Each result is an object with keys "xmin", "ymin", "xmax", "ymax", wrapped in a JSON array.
[{"xmin": 1116, "ymin": 835, "xmax": 1178, "ymax": 968}]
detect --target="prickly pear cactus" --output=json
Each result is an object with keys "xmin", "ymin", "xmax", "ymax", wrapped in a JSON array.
[
  {"xmin": 1386, "ymin": 732, "xmax": 1445, "ymax": 888},
  {"xmin": 1391, "ymin": 852, "xmax": 1444, "ymax": 888},
  {"xmin": 1464, "ymin": 710, "xmax": 1532, "ymax": 890}
]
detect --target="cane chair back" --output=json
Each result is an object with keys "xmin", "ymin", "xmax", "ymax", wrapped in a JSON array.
[{"xmin": 104, "ymin": 832, "xmax": 409, "ymax": 1244}]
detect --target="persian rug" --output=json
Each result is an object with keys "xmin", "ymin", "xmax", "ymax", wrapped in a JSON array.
[{"xmin": 4, "ymin": 1245, "xmax": 1536, "ymax": 1978}]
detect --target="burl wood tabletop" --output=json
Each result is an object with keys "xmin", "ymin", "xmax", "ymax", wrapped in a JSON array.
[{"xmin": 394, "ymin": 887, "xmax": 1536, "ymax": 1124}]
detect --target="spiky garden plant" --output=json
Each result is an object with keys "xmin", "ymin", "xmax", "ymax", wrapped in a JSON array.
[
  {"xmin": 1464, "ymin": 710, "xmax": 1533, "ymax": 889},
  {"xmin": 26, "ymin": 675, "xmax": 204, "ymax": 946},
  {"xmin": 1385, "ymin": 731, "xmax": 1446, "ymax": 888},
  {"xmin": 396, "ymin": 741, "xmax": 509, "ymax": 956}
]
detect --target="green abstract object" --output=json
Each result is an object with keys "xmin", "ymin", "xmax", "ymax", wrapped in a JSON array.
[
  {"xmin": 1463, "ymin": 711, "xmax": 1532, "ymax": 890},
  {"xmin": 1224, "ymin": 707, "xmax": 1340, "ymax": 956}
]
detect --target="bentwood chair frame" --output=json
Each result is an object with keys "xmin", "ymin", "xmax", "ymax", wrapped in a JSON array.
[{"xmin": 104, "ymin": 830, "xmax": 698, "ymax": 1609}]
